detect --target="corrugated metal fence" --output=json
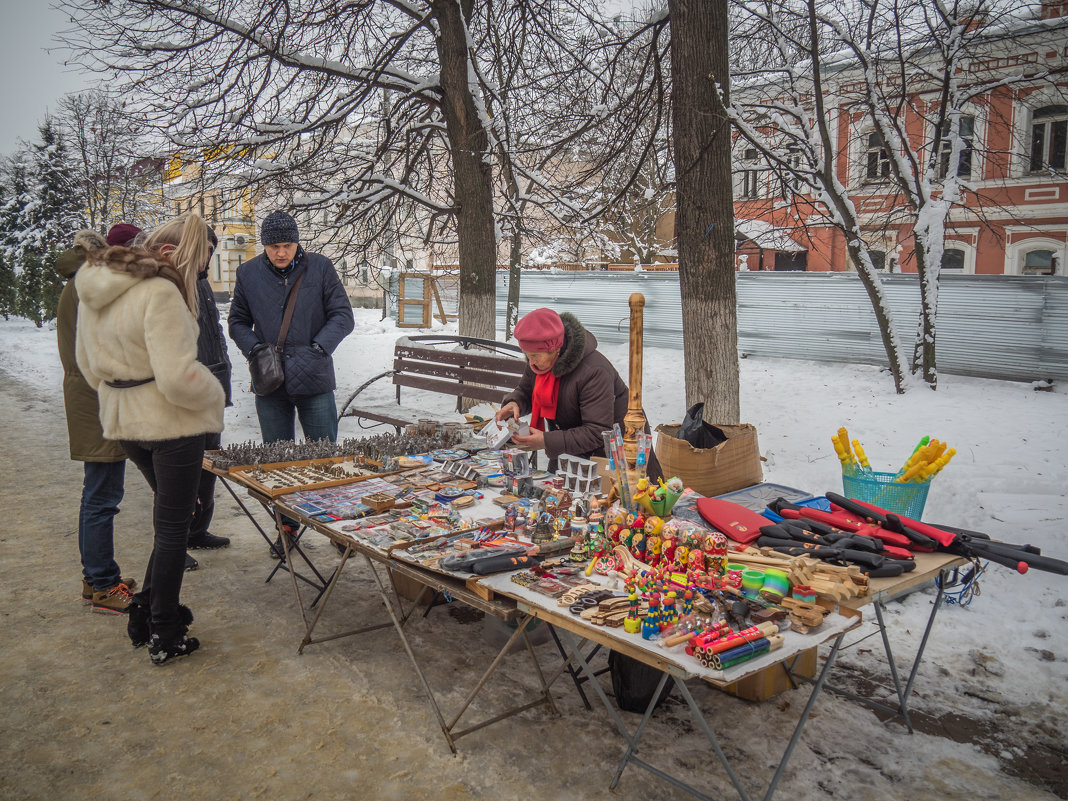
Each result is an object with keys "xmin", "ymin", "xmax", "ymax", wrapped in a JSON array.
[{"xmin": 487, "ymin": 271, "xmax": 1068, "ymax": 383}]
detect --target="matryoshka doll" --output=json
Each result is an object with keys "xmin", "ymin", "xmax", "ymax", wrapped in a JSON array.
[
  {"xmin": 703, "ymin": 530, "xmax": 729, "ymax": 576},
  {"xmin": 645, "ymin": 535, "xmax": 662, "ymax": 567}
]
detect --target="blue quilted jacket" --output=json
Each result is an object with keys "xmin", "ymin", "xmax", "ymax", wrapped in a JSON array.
[{"xmin": 228, "ymin": 249, "xmax": 355, "ymax": 397}]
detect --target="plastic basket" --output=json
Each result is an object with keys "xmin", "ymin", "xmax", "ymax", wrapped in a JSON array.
[{"xmin": 841, "ymin": 470, "xmax": 931, "ymax": 520}]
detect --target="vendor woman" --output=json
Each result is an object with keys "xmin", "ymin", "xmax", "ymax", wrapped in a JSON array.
[{"xmin": 496, "ymin": 307, "xmax": 629, "ymax": 470}]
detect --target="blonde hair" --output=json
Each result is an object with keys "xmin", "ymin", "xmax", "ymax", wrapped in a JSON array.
[{"xmin": 142, "ymin": 213, "xmax": 211, "ymax": 318}]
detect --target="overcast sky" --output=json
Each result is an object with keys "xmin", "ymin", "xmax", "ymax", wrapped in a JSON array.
[{"xmin": 0, "ymin": 2, "xmax": 95, "ymax": 155}]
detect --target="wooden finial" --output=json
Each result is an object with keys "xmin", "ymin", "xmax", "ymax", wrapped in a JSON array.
[{"xmin": 623, "ymin": 293, "xmax": 648, "ymax": 467}]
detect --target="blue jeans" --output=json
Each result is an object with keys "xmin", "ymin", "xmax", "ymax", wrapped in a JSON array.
[
  {"xmin": 122, "ymin": 436, "xmax": 204, "ymax": 629},
  {"xmin": 80, "ymin": 461, "xmax": 126, "ymax": 590},
  {"xmin": 255, "ymin": 391, "xmax": 338, "ymax": 443}
]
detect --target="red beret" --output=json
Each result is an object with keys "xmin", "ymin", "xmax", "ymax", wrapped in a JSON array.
[
  {"xmin": 514, "ymin": 308, "xmax": 565, "ymax": 353},
  {"xmin": 106, "ymin": 223, "xmax": 142, "ymax": 247}
]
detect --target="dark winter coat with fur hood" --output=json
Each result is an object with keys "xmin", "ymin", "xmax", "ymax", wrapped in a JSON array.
[
  {"xmin": 54, "ymin": 230, "xmax": 126, "ymax": 462},
  {"xmin": 503, "ymin": 312, "xmax": 628, "ymax": 462},
  {"xmin": 74, "ymin": 235, "xmax": 224, "ymax": 442}
]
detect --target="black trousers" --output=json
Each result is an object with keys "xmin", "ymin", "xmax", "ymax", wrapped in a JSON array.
[
  {"xmin": 122, "ymin": 435, "xmax": 204, "ymax": 629},
  {"xmin": 189, "ymin": 432, "xmax": 221, "ymax": 540}
]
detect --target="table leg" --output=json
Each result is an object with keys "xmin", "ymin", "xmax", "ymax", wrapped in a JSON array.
[
  {"xmin": 823, "ymin": 568, "xmax": 951, "ymax": 732},
  {"xmin": 444, "ymin": 613, "xmax": 560, "ymax": 743},
  {"xmin": 296, "ymin": 543, "xmax": 394, "ymax": 654},
  {"xmin": 217, "ymin": 476, "xmax": 330, "ymax": 599},
  {"xmin": 363, "ymin": 552, "xmax": 458, "ymax": 752},
  {"xmin": 553, "ymin": 626, "xmax": 844, "ymax": 801}
]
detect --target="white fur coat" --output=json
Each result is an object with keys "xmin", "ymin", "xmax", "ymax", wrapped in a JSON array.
[{"xmin": 74, "ymin": 242, "xmax": 224, "ymax": 443}]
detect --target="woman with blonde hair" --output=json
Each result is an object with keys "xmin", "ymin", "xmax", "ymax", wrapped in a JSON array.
[{"xmin": 76, "ymin": 213, "xmax": 224, "ymax": 665}]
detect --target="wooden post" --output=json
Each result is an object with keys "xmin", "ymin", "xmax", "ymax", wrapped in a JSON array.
[{"xmin": 623, "ymin": 293, "xmax": 648, "ymax": 467}]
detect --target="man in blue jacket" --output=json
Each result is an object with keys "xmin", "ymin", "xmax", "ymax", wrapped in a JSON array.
[{"xmin": 228, "ymin": 211, "xmax": 355, "ymax": 444}]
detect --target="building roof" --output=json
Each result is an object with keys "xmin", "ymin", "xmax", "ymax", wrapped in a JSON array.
[{"xmin": 735, "ymin": 218, "xmax": 807, "ymax": 252}]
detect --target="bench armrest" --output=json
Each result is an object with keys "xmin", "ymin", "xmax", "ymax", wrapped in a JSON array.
[{"xmin": 337, "ymin": 370, "xmax": 396, "ymax": 422}]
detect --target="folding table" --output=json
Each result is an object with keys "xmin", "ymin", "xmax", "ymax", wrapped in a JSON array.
[
  {"xmin": 832, "ymin": 551, "xmax": 969, "ymax": 732},
  {"xmin": 479, "ymin": 572, "xmax": 862, "ymax": 801},
  {"xmin": 203, "ymin": 461, "xmax": 333, "ymax": 604},
  {"xmin": 269, "ymin": 496, "xmax": 562, "ymax": 753}
]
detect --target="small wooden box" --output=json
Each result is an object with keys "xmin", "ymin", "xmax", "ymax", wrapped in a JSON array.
[{"xmin": 363, "ymin": 492, "xmax": 395, "ymax": 512}]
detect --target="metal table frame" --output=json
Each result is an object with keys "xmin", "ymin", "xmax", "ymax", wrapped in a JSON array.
[
  {"xmin": 272, "ymin": 499, "xmax": 561, "ymax": 753},
  {"xmin": 477, "ymin": 573, "xmax": 861, "ymax": 801},
  {"xmin": 211, "ymin": 468, "xmax": 332, "ymax": 604},
  {"xmin": 830, "ymin": 552, "xmax": 969, "ymax": 732}
]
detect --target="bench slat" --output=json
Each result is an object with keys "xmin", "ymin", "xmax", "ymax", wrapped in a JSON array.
[
  {"xmin": 391, "ymin": 358, "xmax": 522, "ymax": 390},
  {"xmin": 393, "ymin": 374, "xmax": 511, "ymax": 404},
  {"xmin": 394, "ymin": 346, "xmax": 525, "ymax": 374}
]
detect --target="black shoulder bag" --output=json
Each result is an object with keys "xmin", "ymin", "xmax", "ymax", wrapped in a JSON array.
[{"xmin": 248, "ymin": 273, "xmax": 305, "ymax": 396}]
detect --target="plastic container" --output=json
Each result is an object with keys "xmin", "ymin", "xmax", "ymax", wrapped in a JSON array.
[{"xmin": 841, "ymin": 469, "xmax": 931, "ymax": 520}]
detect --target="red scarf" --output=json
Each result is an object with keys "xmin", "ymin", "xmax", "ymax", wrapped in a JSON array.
[{"xmin": 530, "ymin": 364, "xmax": 560, "ymax": 432}]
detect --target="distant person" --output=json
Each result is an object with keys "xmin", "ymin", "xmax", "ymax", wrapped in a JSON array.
[
  {"xmin": 186, "ymin": 226, "xmax": 233, "ymax": 553},
  {"xmin": 76, "ymin": 213, "xmax": 225, "ymax": 665},
  {"xmin": 228, "ymin": 211, "xmax": 354, "ymax": 556},
  {"xmin": 54, "ymin": 224, "xmax": 142, "ymax": 615}
]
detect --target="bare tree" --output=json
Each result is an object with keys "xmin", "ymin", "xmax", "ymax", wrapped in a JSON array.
[
  {"xmin": 60, "ymin": 0, "xmax": 636, "ymax": 342},
  {"xmin": 669, "ymin": 0, "xmax": 740, "ymax": 422},
  {"xmin": 58, "ymin": 90, "xmax": 166, "ymax": 233},
  {"xmin": 727, "ymin": 0, "xmax": 1057, "ymax": 390}
]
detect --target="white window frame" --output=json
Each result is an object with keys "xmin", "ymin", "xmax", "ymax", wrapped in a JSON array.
[
  {"xmin": 1005, "ymin": 236, "xmax": 1067, "ymax": 275},
  {"xmin": 935, "ymin": 113, "xmax": 978, "ymax": 180},
  {"xmin": 940, "ymin": 243, "xmax": 975, "ymax": 275},
  {"xmin": 862, "ymin": 129, "xmax": 892, "ymax": 184},
  {"xmin": 1028, "ymin": 105, "xmax": 1068, "ymax": 175},
  {"xmin": 734, "ymin": 146, "xmax": 763, "ymax": 200}
]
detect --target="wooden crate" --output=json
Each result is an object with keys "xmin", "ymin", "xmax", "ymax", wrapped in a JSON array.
[
  {"xmin": 720, "ymin": 647, "xmax": 818, "ymax": 702},
  {"xmin": 228, "ymin": 457, "xmax": 390, "ymax": 497}
]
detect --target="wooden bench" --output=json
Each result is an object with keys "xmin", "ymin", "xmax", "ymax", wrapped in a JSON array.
[{"xmin": 337, "ymin": 335, "xmax": 527, "ymax": 433}]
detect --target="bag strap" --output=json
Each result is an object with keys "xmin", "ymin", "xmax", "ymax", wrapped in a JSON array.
[{"xmin": 275, "ymin": 272, "xmax": 306, "ymax": 349}]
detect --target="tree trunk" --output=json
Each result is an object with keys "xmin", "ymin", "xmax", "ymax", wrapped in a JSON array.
[
  {"xmin": 669, "ymin": 0, "xmax": 740, "ymax": 423},
  {"xmin": 506, "ymin": 231, "xmax": 522, "ymax": 339},
  {"xmin": 912, "ymin": 244, "xmax": 938, "ymax": 389},
  {"xmin": 433, "ymin": 0, "xmax": 497, "ymax": 341}
]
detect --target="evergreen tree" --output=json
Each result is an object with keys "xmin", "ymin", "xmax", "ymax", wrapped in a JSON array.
[
  {"xmin": 16, "ymin": 250, "xmax": 45, "ymax": 326},
  {"xmin": 40, "ymin": 249, "xmax": 64, "ymax": 323},
  {"xmin": 0, "ymin": 251, "xmax": 15, "ymax": 320},
  {"xmin": 27, "ymin": 117, "xmax": 86, "ymax": 256},
  {"xmin": 0, "ymin": 157, "xmax": 31, "ymax": 268}
]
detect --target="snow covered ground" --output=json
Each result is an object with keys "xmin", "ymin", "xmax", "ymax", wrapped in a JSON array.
[{"xmin": 2, "ymin": 306, "xmax": 1065, "ymax": 797}]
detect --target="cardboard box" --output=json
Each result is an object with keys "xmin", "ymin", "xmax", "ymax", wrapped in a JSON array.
[
  {"xmin": 654, "ymin": 422, "xmax": 763, "ymax": 498},
  {"xmin": 721, "ymin": 646, "xmax": 817, "ymax": 702},
  {"xmin": 389, "ymin": 567, "xmax": 433, "ymax": 605}
]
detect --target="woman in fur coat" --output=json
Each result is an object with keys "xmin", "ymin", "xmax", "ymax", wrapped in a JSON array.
[{"xmin": 76, "ymin": 213, "xmax": 224, "ymax": 665}]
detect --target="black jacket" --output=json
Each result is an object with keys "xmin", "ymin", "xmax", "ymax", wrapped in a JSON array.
[
  {"xmin": 196, "ymin": 270, "xmax": 233, "ymax": 406},
  {"xmin": 228, "ymin": 249, "xmax": 355, "ymax": 397}
]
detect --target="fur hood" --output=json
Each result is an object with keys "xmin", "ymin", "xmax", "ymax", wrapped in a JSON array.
[
  {"xmin": 55, "ymin": 230, "xmax": 108, "ymax": 280},
  {"xmin": 77, "ymin": 241, "xmax": 177, "ymax": 312},
  {"xmin": 552, "ymin": 312, "xmax": 597, "ymax": 377}
]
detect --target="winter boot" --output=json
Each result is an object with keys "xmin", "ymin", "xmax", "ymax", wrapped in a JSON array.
[
  {"xmin": 147, "ymin": 618, "xmax": 199, "ymax": 666},
  {"xmin": 128, "ymin": 602, "xmax": 194, "ymax": 649}
]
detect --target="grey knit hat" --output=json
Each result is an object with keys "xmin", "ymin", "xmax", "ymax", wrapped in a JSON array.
[{"xmin": 261, "ymin": 211, "xmax": 300, "ymax": 246}]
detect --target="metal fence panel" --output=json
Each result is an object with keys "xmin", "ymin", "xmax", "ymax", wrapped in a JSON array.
[{"xmin": 486, "ymin": 271, "xmax": 1068, "ymax": 383}]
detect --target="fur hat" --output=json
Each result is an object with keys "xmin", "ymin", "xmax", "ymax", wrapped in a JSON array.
[
  {"xmin": 261, "ymin": 211, "xmax": 299, "ymax": 246},
  {"xmin": 106, "ymin": 223, "xmax": 142, "ymax": 247},
  {"xmin": 514, "ymin": 308, "xmax": 565, "ymax": 353}
]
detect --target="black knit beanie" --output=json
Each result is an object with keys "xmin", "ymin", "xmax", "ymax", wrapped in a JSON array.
[{"xmin": 261, "ymin": 211, "xmax": 300, "ymax": 245}]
